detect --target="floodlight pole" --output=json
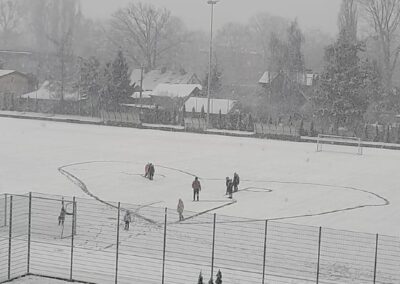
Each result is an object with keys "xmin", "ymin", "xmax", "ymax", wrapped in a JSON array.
[{"xmin": 206, "ymin": 0, "xmax": 218, "ymax": 129}]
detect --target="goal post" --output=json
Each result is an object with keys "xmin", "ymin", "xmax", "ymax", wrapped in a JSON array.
[
  {"xmin": 316, "ymin": 134, "xmax": 363, "ymax": 155},
  {"xmin": 60, "ymin": 198, "xmax": 77, "ymax": 239}
]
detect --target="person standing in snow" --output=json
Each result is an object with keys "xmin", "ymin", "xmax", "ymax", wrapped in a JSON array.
[
  {"xmin": 58, "ymin": 206, "xmax": 66, "ymax": 226},
  {"xmin": 233, "ymin": 172, "xmax": 240, "ymax": 192},
  {"xmin": 226, "ymin": 178, "xmax": 233, "ymax": 199},
  {"xmin": 144, "ymin": 163, "xmax": 150, "ymax": 178},
  {"xmin": 148, "ymin": 163, "xmax": 155, "ymax": 180},
  {"xmin": 192, "ymin": 177, "xmax": 201, "ymax": 201},
  {"xmin": 123, "ymin": 211, "xmax": 132, "ymax": 230},
  {"xmin": 225, "ymin": 177, "xmax": 230, "ymax": 195},
  {"xmin": 177, "ymin": 198, "xmax": 184, "ymax": 221}
]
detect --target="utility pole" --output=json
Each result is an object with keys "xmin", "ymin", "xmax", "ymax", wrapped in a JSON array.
[{"xmin": 206, "ymin": 0, "xmax": 219, "ymax": 129}]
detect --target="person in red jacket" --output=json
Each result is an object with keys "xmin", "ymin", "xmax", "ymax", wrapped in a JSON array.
[{"xmin": 192, "ymin": 177, "xmax": 201, "ymax": 201}]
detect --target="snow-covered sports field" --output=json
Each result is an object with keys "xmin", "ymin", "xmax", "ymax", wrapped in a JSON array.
[
  {"xmin": 1, "ymin": 117, "xmax": 400, "ymax": 284},
  {"xmin": 1, "ymin": 117, "xmax": 398, "ymax": 236}
]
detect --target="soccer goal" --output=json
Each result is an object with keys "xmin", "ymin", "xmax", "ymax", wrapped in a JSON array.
[{"xmin": 316, "ymin": 134, "xmax": 363, "ymax": 155}]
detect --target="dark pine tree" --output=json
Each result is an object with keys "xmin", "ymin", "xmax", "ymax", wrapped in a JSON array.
[
  {"xmin": 80, "ymin": 56, "xmax": 101, "ymax": 115},
  {"xmin": 312, "ymin": 29, "xmax": 377, "ymax": 132},
  {"xmin": 111, "ymin": 50, "xmax": 134, "ymax": 105},
  {"xmin": 218, "ymin": 109, "xmax": 222, "ymax": 129},
  {"xmin": 299, "ymin": 119, "xmax": 304, "ymax": 136},
  {"xmin": 385, "ymin": 125, "xmax": 390, "ymax": 143},
  {"xmin": 310, "ymin": 120, "xmax": 315, "ymax": 137},
  {"xmin": 248, "ymin": 113, "xmax": 254, "ymax": 131},
  {"xmin": 203, "ymin": 62, "xmax": 222, "ymax": 96},
  {"xmin": 181, "ymin": 104, "xmax": 186, "ymax": 125},
  {"xmin": 397, "ymin": 125, "xmax": 400, "ymax": 144},
  {"xmin": 374, "ymin": 124, "xmax": 379, "ymax": 142}
]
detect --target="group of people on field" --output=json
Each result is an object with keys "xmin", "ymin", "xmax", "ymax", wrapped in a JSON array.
[
  {"xmin": 225, "ymin": 172, "xmax": 240, "ymax": 199},
  {"xmin": 142, "ymin": 163, "xmax": 240, "ymax": 222}
]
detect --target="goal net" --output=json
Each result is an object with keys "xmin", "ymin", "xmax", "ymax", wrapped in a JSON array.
[{"xmin": 316, "ymin": 134, "xmax": 363, "ymax": 155}]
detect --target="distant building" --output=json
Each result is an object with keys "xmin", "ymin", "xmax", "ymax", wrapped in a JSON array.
[
  {"xmin": 129, "ymin": 68, "xmax": 203, "ymax": 112},
  {"xmin": 21, "ymin": 81, "xmax": 82, "ymax": 102},
  {"xmin": 0, "ymin": 70, "xmax": 32, "ymax": 98},
  {"xmin": 258, "ymin": 69, "xmax": 318, "ymax": 119},
  {"xmin": 184, "ymin": 97, "xmax": 237, "ymax": 115},
  {"xmin": 130, "ymin": 68, "xmax": 201, "ymax": 92},
  {"xmin": 258, "ymin": 70, "xmax": 317, "ymax": 87}
]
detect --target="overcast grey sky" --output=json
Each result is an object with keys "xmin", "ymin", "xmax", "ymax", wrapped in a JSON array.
[{"xmin": 81, "ymin": 0, "xmax": 342, "ymax": 35}]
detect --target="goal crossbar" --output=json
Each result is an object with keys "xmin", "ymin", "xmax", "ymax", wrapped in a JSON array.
[{"xmin": 316, "ymin": 134, "xmax": 363, "ymax": 155}]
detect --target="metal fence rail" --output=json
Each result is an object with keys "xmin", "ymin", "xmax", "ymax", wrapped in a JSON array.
[{"xmin": 0, "ymin": 192, "xmax": 399, "ymax": 284}]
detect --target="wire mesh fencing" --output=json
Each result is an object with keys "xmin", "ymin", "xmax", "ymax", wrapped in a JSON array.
[{"xmin": 0, "ymin": 192, "xmax": 399, "ymax": 284}]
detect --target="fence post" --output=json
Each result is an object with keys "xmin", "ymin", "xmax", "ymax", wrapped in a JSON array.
[
  {"xmin": 373, "ymin": 234, "xmax": 379, "ymax": 284},
  {"xmin": 316, "ymin": 227, "xmax": 322, "ymax": 284},
  {"xmin": 70, "ymin": 197, "xmax": 76, "ymax": 281},
  {"xmin": 4, "ymin": 193, "xmax": 7, "ymax": 227},
  {"xmin": 27, "ymin": 193, "xmax": 32, "ymax": 274},
  {"xmin": 115, "ymin": 202, "xmax": 121, "ymax": 284},
  {"xmin": 8, "ymin": 196, "xmax": 12, "ymax": 280},
  {"xmin": 262, "ymin": 220, "xmax": 268, "ymax": 284},
  {"xmin": 210, "ymin": 213, "xmax": 216, "ymax": 282},
  {"xmin": 161, "ymin": 208, "xmax": 167, "ymax": 284}
]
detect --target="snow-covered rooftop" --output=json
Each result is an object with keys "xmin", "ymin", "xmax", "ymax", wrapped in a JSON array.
[
  {"xmin": 151, "ymin": 83, "xmax": 202, "ymax": 98},
  {"xmin": 184, "ymin": 97, "xmax": 236, "ymax": 114},
  {"xmin": 259, "ymin": 71, "xmax": 315, "ymax": 86},
  {"xmin": 130, "ymin": 69, "xmax": 200, "ymax": 91},
  {"xmin": 0, "ymin": 70, "xmax": 16, "ymax": 77},
  {"xmin": 258, "ymin": 71, "xmax": 279, "ymax": 84},
  {"xmin": 131, "ymin": 90, "xmax": 152, "ymax": 99},
  {"xmin": 21, "ymin": 81, "xmax": 82, "ymax": 101}
]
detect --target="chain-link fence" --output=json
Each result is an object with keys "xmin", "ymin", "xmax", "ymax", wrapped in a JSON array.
[{"xmin": 0, "ymin": 192, "xmax": 399, "ymax": 284}]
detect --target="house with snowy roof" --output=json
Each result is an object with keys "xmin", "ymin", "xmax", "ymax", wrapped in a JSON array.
[
  {"xmin": 258, "ymin": 69, "xmax": 317, "ymax": 119},
  {"xmin": 21, "ymin": 81, "xmax": 83, "ymax": 102},
  {"xmin": 0, "ymin": 70, "xmax": 31, "ymax": 96},
  {"xmin": 184, "ymin": 97, "xmax": 237, "ymax": 116},
  {"xmin": 129, "ymin": 68, "xmax": 203, "ymax": 112},
  {"xmin": 130, "ymin": 68, "xmax": 201, "ymax": 93},
  {"xmin": 0, "ymin": 69, "xmax": 35, "ymax": 109}
]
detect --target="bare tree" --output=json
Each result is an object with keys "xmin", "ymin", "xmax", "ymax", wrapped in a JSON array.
[
  {"xmin": 358, "ymin": 0, "xmax": 400, "ymax": 91},
  {"xmin": 339, "ymin": 0, "xmax": 358, "ymax": 42},
  {"xmin": 0, "ymin": 0, "xmax": 20, "ymax": 46},
  {"xmin": 44, "ymin": 0, "xmax": 81, "ymax": 103},
  {"xmin": 249, "ymin": 13, "xmax": 288, "ymax": 67},
  {"xmin": 111, "ymin": 2, "xmax": 187, "ymax": 70}
]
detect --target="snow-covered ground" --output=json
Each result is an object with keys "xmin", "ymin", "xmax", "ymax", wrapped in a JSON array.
[
  {"xmin": 0, "ymin": 117, "xmax": 398, "ymax": 236},
  {"xmin": 8, "ymin": 276, "xmax": 71, "ymax": 283},
  {"xmin": 1, "ymin": 117, "xmax": 400, "ymax": 283}
]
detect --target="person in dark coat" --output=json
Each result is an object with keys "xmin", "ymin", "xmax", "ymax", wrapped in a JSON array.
[
  {"xmin": 226, "ymin": 178, "xmax": 233, "ymax": 199},
  {"xmin": 192, "ymin": 177, "xmax": 201, "ymax": 201},
  {"xmin": 148, "ymin": 163, "xmax": 155, "ymax": 180},
  {"xmin": 144, "ymin": 162, "xmax": 150, "ymax": 178},
  {"xmin": 58, "ymin": 206, "xmax": 66, "ymax": 226},
  {"xmin": 225, "ymin": 177, "xmax": 230, "ymax": 195},
  {"xmin": 233, "ymin": 172, "xmax": 240, "ymax": 192}
]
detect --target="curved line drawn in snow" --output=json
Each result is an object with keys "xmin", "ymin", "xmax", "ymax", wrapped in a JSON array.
[{"xmin": 58, "ymin": 160, "xmax": 390, "ymax": 225}]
